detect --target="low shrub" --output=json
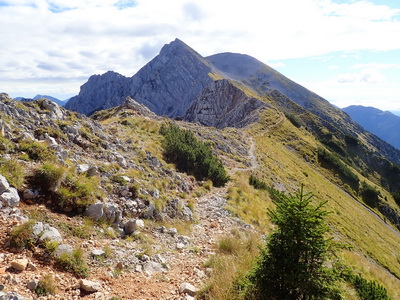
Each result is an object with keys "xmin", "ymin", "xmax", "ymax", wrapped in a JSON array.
[
  {"xmin": 19, "ymin": 140, "xmax": 55, "ymax": 161},
  {"xmin": 318, "ymin": 147, "xmax": 359, "ymax": 190},
  {"xmin": 0, "ymin": 135, "xmax": 14, "ymax": 153},
  {"xmin": 56, "ymin": 248, "xmax": 89, "ymax": 278},
  {"xmin": 57, "ymin": 174, "xmax": 102, "ymax": 211},
  {"xmin": 0, "ymin": 159, "xmax": 25, "ymax": 188},
  {"xmin": 35, "ymin": 273, "xmax": 56, "ymax": 296},
  {"xmin": 360, "ymin": 182, "xmax": 380, "ymax": 208},
  {"xmin": 160, "ymin": 123, "xmax": 229, "ymax": 187},
  {"xmin": 249, "ymin": 174, "xmax": 267, "ymax": 190},
  {"xmin": 30, "ymin": 162, "xmax": 66, "ymax": 192},
  {"xmin": 285, "ymin": 113, "xmax": 302, "ymax": 128},
  {"xmin": 8, "ymin": 220, "xmax": 35, "ymax": 250},
  {"xmin": 346, "ymin": 273, "xmax": 391, "ymax": 300}
]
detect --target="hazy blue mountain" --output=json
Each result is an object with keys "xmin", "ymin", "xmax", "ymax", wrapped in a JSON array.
[
  {"xmin": 33, "ymin": 95, "xmax": 68, "ymax": 106},
  {"xmin": 343, "ymin": 105, "xmax": 400, "ymax": 149},
  {"xmin": 14, "ymin": 95, "xmax": 68, "ymax": 106}
]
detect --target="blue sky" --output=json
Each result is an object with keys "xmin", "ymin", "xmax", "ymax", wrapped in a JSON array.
[{"xmin": 0, "ymin": 0, "xmax": 399, "ymax": 112}]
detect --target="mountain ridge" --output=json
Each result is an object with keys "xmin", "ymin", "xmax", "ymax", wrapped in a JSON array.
[{"xmin": 343, "ymin": 105, "xmax": 400, "ymax": 150}]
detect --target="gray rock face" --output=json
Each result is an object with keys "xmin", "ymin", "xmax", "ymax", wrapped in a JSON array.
[
  {"xmin": 86, "ymin": 202, "xmax": 122, "ymax": 224},
  {"xmin": 0, "ymin": 175, "xmax": 10, "ymax": 194},
  {"xmin": 0, "ymin": 187, "xmax": 20, "ymax": 207},
  {"xmin": 127, "ymin": 39, "xmax": 214, "ymax": 117},
  {"xmin": 79, "ymin": 279, "xmax": 102, "ymax": 293},
  {"xmin": 65, "ymin": 39, "xmax": 213, "ymax": 117},
  {"xmin": 66, "ymin": 71, "xmax": 129, "ymax": 115},
  {"xmin": 38, "ymin": 224, "xmax": 63, "ymax": 243},
  {"xmin": 184, "ymin": 79, "xmax": 267, "ymax": 128},
  {"xmin": 0, "ymin": 292, "xmax": 28, "ymax": 300}
]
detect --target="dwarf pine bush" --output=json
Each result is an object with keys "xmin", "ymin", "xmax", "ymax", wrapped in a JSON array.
[{"xmin": 160, "ymin": 123, "xmax": 229, "ymax": 187}]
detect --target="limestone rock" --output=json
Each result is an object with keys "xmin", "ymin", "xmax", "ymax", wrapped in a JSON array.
[
  {"xmin": 124, "ymin": 219, "xmax": 144, "ymax": 235},
  {"xmin": 179, "ymin": 282, "xmax": 197, "ymax": 296},
  {"xmin": 184, "ymin": 79, "xmax": 267, "ymax": 128},
  {"xmin": 0, "ymin": 187, "xmax": 20, "ymax": 207},
  {"xmin": 0, "ymin": 175, "xmax": 10, "ymax": 194},
  {"xmin": 23, "ymin": 189, "xmax": 39, "ymax": 200},
  {"xmin": 38, "ymin": 225, "xmax": 63, "ymax": 243},
  {"xmin": 27, "ymin": 279, "xmax": 39, "ymax": 291},
  {"xmin": 54, "ymin": 244, "xmax": 73, "ymax": 258},
  {"xmin": 11, "ymin": 258, "xmax": 29, "ymax": 271},
  {"xmin": 86, "ymin": 202, "xmax": 122, "ymax": 224},
  {"xmin": 143, "ymin": 261, "xmax": 164, "ymax": 275},
  {"xmin": 0, "ymin": 292, "xmax": 28, "ymax": 300},
  {"xmin": 79, "ymin": 279, "xmax": 102, "ymax": 293}
]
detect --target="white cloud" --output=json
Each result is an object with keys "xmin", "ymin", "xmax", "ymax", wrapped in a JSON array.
[
  {"xmin": 1, "ymin": 0, "xmax": 400, "ymax": 102},
  {"xmin": 336, "ymin": 68, "xmax": 386, "ymax": 84}
]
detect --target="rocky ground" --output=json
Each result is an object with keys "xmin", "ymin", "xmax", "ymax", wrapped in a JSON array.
[
  {"xmin": 0, "ymin": 94, "xmax": 257, "ymax": 299},
  {"xmin": 0, "ymin": 180, "xmax": 255, "ymax": 300}
]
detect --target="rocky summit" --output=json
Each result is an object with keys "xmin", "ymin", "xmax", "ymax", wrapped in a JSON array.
[{"xmin": 1, "ymin": 39, "xmax": 400, "ymax": 299}]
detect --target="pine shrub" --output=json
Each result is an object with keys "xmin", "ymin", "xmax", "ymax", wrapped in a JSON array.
[
  {"xmin": 243, "ymin": 186, "xmax": 341, "ymax": 299},
  {"xmin": 160, "ymin": 123, "xmax": 229, "ymax": 187}
]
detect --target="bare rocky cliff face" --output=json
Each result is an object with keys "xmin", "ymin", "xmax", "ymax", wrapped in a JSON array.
[
  {"xmin": 184, "ymin": 79, "xmax": 268, "ymax": 128},
  {"xmin": 66, "ymin": 71, "xmax": 130, "ymax": 115},
  {"xmin": 127, "ymin": 39, "xmax": 214, "ymax": 117},
  {"xmin": 65, "ymin": 39, "xmax": 214, "ymax": 118}
]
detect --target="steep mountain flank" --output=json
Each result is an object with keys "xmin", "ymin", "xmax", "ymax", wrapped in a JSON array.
[
  {"xmin": 343, "ymin": 105, "xmax": 400, "ymax": 150},
  {"xmin": 65, "ymin": 71, "xmax": 129, "ymax": 115},
  {"xmin": 184, "ymin": 79, "xmax": 268, "ymax": 128},
  {"xmin": 66, "ymin": 39, "xmax": 214, "ymax": 117},
  {"xmin": 127, "ymin": 38, "xmax": 214, "ymax": 117}
]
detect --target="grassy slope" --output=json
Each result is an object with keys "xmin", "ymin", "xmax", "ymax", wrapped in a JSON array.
[
  {"xmin": 248, "ymin": 113, "xmax": 400, "ymax": 298},
  {"xmin": 99, "ymin": 105, "xmax": 400, "ymax": 297}
]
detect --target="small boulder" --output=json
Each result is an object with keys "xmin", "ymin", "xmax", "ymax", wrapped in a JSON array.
[
  {"xmin": 54, "ymin": 244, "xmax": 73, "ymax": 258},
  {"xmin": 85, "ymin": 202, "xmax": 104, "ymax": 221},
  {"xmin": 39, "ymin": 225, "xmax": 62, "ymax": 243},
  {"xmin": 124, "ymin": 219, "xmax": 144, "ymax": 235},
  {"xmin": 23, "ymin": 189, "xmax": 39, "ymax": 200},
  {"xmin": 11, "ymin": 258, "xmax": 29, "ymax": 271},
  {"xmin": 91, "ymin": 249, "xmax": 105, "ymax": 257},
  {"xmin": 79, "ymin": 279, "xmax": 102, "ymax": 293},
  {"xmin": 27, "ymin": 279, "xmax": 39, "ymax": 291},
  {"xmin": 0, "ymin": 187, "xmax": 20, "ymax": 207},
  {"xmin": 179, "ymin": 282, "xmax": 197, "ymax": 296},
  {"xmin": 143, "ymin": 261, "xmax": 164, "ymax": 275},
  {"xmin": 0, "ymin": 175, "xmax": 10, "ymax": 194}
]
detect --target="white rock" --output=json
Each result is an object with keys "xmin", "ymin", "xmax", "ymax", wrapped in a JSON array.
[
  {"xmin": 77, "ymin": 164, "xmax": 90, "ymax": 173},
  {"xmin": 0, "ymin": 187, "xmax": 20, "ymax": 207},
  {"xmin": 0, "ymin": 175, "xmax": 10, "ymax": 194},
  {"xmin": 124, "ymin": 219, "xmax": 144, "ymax": 235},
  {"xmin": 91, "ymin": 249, "xmax": 105, "ymax": 257},
  {"xmin": 143, "ymin": 261, "xmax": 164, "ymax": 275},
  {"xmin": 179, "ymin": 282, "xmax": 197, "ymax": 296},
  {"xmin": 79, "ymin": 279, "xmax": 102, "ymax": 293},
  {"xmin": 23, "ymin": 189, "xmax": 39, "ymax": 200},
  {"xmin": 54, "ymin": 244, "xmax": 73, "ymax": 258},
  {"xmin": 39, "ymin": 225, "xmax": 63, "ymax": 243},
  {"xmin": 11, "ymin": 258, "xmax": 29, "ymax": 271}
]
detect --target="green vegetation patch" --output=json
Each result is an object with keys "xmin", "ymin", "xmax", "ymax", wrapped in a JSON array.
[
  {"xmin": 318, "ymin": 147, "xmax": 359, "ymax": 190},
  {"xmin": 240, "ymin": 186, "xmax": 342, "ymax": 300},
  {"xmin": 160, "ymin": 123, "xmax": 229, "ymax": 187}
]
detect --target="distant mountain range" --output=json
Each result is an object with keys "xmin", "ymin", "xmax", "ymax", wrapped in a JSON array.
[
  {"xmin": 14, "ymin": 94, "xmax": 69, "ymax": 106},
  {"xmin": 65, "ymin": 38, "xmax": 400, "ymax": 167},
  {"xmin": 343, "ymin": 105, "xmax": 400, "ymax": 150}
]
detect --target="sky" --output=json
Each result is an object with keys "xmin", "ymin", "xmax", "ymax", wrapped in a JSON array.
[{"xmin": 0, "ymin": 0, "xmax": 399, "ymax": 112}]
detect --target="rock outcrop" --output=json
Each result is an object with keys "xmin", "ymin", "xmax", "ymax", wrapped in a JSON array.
[
  {"xmin": 65, "ymin": 71, "xmax": 130, "ymax": 115},
  {"xmin": 66, "ymin": 39, "xmax": 214, "ymax": 117},
  {"xmin": 184, "ymin": 79, "xmax": 267, "ymax": 128}
]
